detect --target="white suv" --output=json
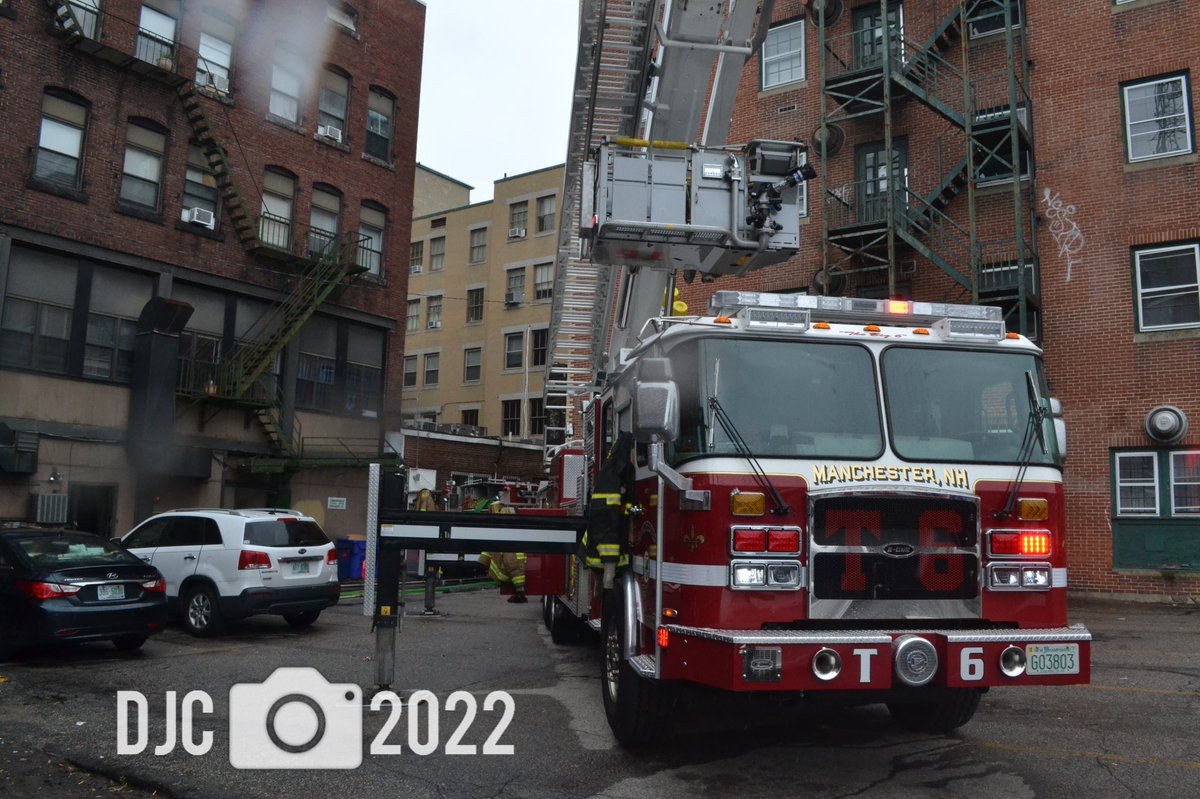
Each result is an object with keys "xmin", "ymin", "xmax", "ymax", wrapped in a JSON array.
[{"xmin": 120, "ymin": 508, "xmax": 340, "ymax": 636}]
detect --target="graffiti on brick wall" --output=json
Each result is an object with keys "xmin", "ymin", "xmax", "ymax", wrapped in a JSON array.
[{"xmin": 1042, "ymin": 187, "xmax": 1085, "ymax": 282}]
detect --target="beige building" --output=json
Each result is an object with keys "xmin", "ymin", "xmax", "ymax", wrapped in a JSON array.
[{"xmin": 404, "ymin": 165, "xmax": 562, "ymax": 442}]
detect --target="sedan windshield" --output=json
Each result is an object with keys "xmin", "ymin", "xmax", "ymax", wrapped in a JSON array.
[
  {"xmin": 671, "ymin": 338, "xmax": 883, "ymax": 461},
  {"xmin": 882, "ymin": 347, "xmax": 1057, "ymax": 465},
  {"xmin": 13, "ymin": 532, "xmax": 140, "ymax": 570}
]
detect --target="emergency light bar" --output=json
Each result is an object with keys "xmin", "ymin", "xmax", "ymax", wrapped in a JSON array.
[{"xmin": 709, "ymin": 290, "xmax": 1004, "ymax": 329}]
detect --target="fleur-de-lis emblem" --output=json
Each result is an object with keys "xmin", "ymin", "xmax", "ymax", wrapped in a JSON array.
[{"xmin": 683, "ymin": 529, "xmax": 705, "ymax": 553}]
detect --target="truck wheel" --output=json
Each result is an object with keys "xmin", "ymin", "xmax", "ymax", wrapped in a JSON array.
[
  {"xmin": 887, "ymin": 689, "xmax": 982, "ymax": 733},
  {"xmin": 548, "ymin": 598, "xmax": 582, "ymax": 644},
  {"xmin": 600, "ymin": 594, "xmax": 675, "ymax": 745},
  {"xmin": 183, "ymin": 584, "xmax": 224, "ymax": 637},
  {"xmin": 541, "ymin": 595, "xmax": 553, "ymax": 629}
]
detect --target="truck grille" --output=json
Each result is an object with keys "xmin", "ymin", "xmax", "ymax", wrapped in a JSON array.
[{"xmin": 810, "ymin": 495, "xmax": 980, "ymax": 602}]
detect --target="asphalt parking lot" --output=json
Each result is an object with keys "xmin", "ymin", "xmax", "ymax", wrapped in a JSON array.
[{"xmin": 2, "ymin": 589, "xmax": 1200, "ymax": 798}]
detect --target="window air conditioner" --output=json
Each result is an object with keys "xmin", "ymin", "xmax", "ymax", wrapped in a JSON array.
[
  {"xmin": 508, "ymin": 227, "xmax": 526, "ymax": 239},
  {"xmin": 427, "ymin": 319, "xmax": 441, "ymax": 329},
  {"xmin": 504, "ymin": 292, "xmax": 523, "ymax": 306},
  {"xmin": 184, "ymin": 207, "xmax": 216, "ymax": 229},
  {"xmin": 317, "ymin": 124, "xmax": 343, "ymax": 143},
  {"xmin": 31, "ymin": 493, "xmax": 68, "ymax": 525}
]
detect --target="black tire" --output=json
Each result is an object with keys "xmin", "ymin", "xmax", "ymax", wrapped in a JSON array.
[
  {"xmin": 182, "ymin": 584, "xmax": 224, "ymax": 637},
  {"xmin": 600, "ymin": 593, "xmax": 675, "ymax": 745},
  {"xmin": 887, "ymin": 688, "xmax": 982, "ymax": 733},
  {"xmin": 541, "ymin": 595, "xmax": 553, "ymax": 630},
  {"xmin": 283, "ymin": 610, "xmax": 321, "ymax": 628},
  {"xmin": 548, "ymin": 598, "xmax": 582, "ymax": 645},
  {"xmin": 112, "ymin": 635, "xmax": 148, "ymax": 652}
]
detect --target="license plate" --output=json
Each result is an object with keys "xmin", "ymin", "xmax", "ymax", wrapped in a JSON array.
[
  {"xmin": 97, "ymin": 584, "xmax": 125, "ymax": 601},
  {"xmin": 1026, "ymin": 643, "xmax": 1079, "ymax": 675},
  {"xmin": 291, "ymin": 561, "xmax": 310, "ymax": 574}
]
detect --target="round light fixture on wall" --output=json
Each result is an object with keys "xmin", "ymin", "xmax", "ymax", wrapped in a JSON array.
[{"xmin": 1144, "ymin": 405, "xmax": 1188, "ymax": 445}]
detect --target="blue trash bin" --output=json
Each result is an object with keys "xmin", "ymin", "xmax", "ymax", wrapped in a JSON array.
[{"xmin": 335, "ymin": 538, "xmax": 356, "ymax": 581}]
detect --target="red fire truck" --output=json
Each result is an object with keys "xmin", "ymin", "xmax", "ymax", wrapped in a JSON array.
[{"xmin": 540, "ymin": 290, "xmax": 1090, "ymax": 743}]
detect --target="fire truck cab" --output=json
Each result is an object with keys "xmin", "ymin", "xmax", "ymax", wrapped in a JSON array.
[{"xmin": 549, "ymin": 290, "xmax": 1090, "ymax": 744}]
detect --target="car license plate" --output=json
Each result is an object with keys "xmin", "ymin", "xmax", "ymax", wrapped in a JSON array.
[
  {"xmin": 1026, "ymin": 643, "xmax": 1079, "ymax": 675},
  {"xmin": 97, "ymin": 584, "xmax": 125, "ymax": 601},
  {"xmin": 291, "ymin": 561, "xmax": 310, "ymax": 574}
]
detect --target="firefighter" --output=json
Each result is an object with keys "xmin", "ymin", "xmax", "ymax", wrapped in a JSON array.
[
  {"xmin": 478, "ymin": 501, "xmax": 527, "ymax": 603},
  {"xmin": 584, "ymin": 432, "xmax": 635, "ymax": 588},
  {"xmin": 412, "ymin": 488, "xmax": 437, "ymax": 511}
]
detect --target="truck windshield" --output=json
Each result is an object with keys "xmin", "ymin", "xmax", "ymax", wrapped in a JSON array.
[
  {"xmin": 881, "ymin": 347, "xmax": 1057, "ymax": 465},
  {"xmin": 671, "ymin": 338, "xmax": 883, "ymax": 461}
]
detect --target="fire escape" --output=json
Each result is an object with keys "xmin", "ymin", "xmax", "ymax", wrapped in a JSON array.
[
  {"xmin": 813, "ymin": 0, "xmax": 1038, "ymax": 338},
  {"xmin": 45, "ymin": 1, "xmax": 378, "ymax": 466}
]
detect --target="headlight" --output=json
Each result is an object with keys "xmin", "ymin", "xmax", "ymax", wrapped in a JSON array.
[
  {"xmin": 767, "ymin": 563, "xmax": 801, "ymax": 587},
  {"xmin": 732, "ymin": 563, "xmax": 767, "ymax": 586},
  {"xmin": 1022, "ymin": 567, "xmax": 1050, "ymax": 588}
]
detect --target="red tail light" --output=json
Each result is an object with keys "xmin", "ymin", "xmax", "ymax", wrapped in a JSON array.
[
  {"xmin": 733, "ymin": 529, "xmax": 766, "ymax": 552},
  {"xmin": 325, "ymin": 548, "xmax": 337, "ymax": 566},
  {"xmin": 990, "ymin": 531, "xmax": 1052, "ymax": 557},
  {"xmin": 767, "ymin": 529, "xmax": 801, "ymax": 553},
  {"xmin": 141, "ymin": 577, "xmax": 166, "ymax": 593},
  {"xmin": 17, "ymin": 581, "xmax": 80, "ymax": 601},
  {"xmin": 238, "ymin": 550, "xmax": 272, "ymax": 570}
]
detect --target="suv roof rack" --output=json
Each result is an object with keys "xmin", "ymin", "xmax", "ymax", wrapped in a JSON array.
[
  {"xmin": 167, "ymin": 508, "xmax": 247, "ymax": 516},
  {"xmin": 236, "ymin": 508, "xmax": 309, "ymax": 516}
]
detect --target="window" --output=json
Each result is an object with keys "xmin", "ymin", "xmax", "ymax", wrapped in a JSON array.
[
  {"xmin": 967, "ymin": 0, "xmax": 1022, "ymax": 38},
  {"xmin": 136, "ymin": 5, "xmax": 177, "ymax": 67},
  {"xmin": 358, "ymin": 203, "xmax": 386, "ymax": 276},
  {"xmin": 1123, "ymin": 74, "xmax": 1193, "ymax": 162},
  {"xmin": 430, "ymin": 237, "xmax": 445, "ymax": 270},
  {"xmin": 410, "ymin": 241, "xmax": 424, "ymax": 274},
  {"xmin": 470, "ymin": 228, "xmax": 487, "ymax": 263},
  {"xmin": 119, "ymin": 121, "xmax": 166, "ymax": 210},
  {"xmin": 296, "ymin": 317, "xmax": 336, "ymax": 411},
  {"xmin": 531, "ymin": 328, "xmax": 548, "ymax": 367},
  {"xmin": 466, "ymin": 288, "xmax": 484, "ymax": 322},
  {"xmin": 463, "ymin": 348, "xmax": 481, "ymax": 382},
  {"xmin": 1114, "ymin": 450, "xmax": 1200, "ymax": 518},
  {"xmin": 197, "ymin": 33, "xmax": 232, "ymax": 90},
  {"xmin": 426, "ymin": 296, "xmax": 443, "ymax": 328},
  {"xmin": 183, "ymin": 144, "xmax": 220, "ymax": 221},
  {"xmin": 269, "ymin": 56, "xmax": 303, "ymax": 123},
  {"xmin": 403, "ymin": 355, "xmax": 417, "ymax": 388},
  {"xmin": 529, "ymin": 398, "xmax": 545, "ymax": 436},
  {"xmin": 178, "ymin": 331, "xmax": 221, "ymax": 393},
  {"xmin": 506, "ymin": 268, "xmax": 525, "ymax": 302},
  {"xmin": 534, "ymin": 262, "xmax": 554, "ymax": 300},
  {"xmin": 536, "ymin": 195, "xmax": 556, "ymax": 233},
  {"xmin": 35, "ymin": 92, "xmax": 87, "ymax": 189},
  {"xmin": 366, "ymin": 89, "xmax": 394, "ymax": 162},
  {"xmin": 83, "ymin": 315, "xmax": 136, "ymax": 381},
  {"xmin": 406, "ymin": 300, "xmax": 420, "ymax": 332},
  {"xmin": 0, "ymin": 300, "xmax": 71, "ymax": 374},
  {"xmin": 1134, "ymin": 244, "xmax": 1200, "ymax": 331},
  {"xmin": 68, "ymin": 1, "xmax": 100, "ymax": 39},
  {"xmin": 501, "ymin": 400, "xmax": 521, "ymax": 437},
  {"xmin": 423, "ymin": 353, "xmax": 440, "ymax": 386},
  {"xmin": 461, "ymin": 409, "xmax": 479, "ymax": 428},
  {"xmin": 509, "ymin": 202, "xmax": 528, "ymax": 234},
  {"xmin": 345, "ymin": 326, "xmax": 382, "ymax": 416},
  {"xmin": 309, "ymin": 187, "xmax": 341, "ymax": 258},
  {"xmin": 259, "ymin": 170, "xmax": 295, "ymax": 249},
  {"xmin": 318, "ymin": 69, "xmax": 350, "ymax": 137},
  {"xmin": 504, "ymin": 332, "xmax": 524, "ymax": 369},
  {"xmin": 761, "ymin": 20, "xmax": 805, "ymax": 89},
  {"xmin": 328, "ymin": 2, "xmax": 357, "ymax": 31}
]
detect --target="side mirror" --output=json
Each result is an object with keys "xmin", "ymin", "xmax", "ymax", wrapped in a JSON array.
[
  {"xmin": 632, "ymin": 357, "xmax": 679, "ymax": 443},
  {"xmin": 1050, "ymin": 398, "xmax": 1067, "ymax": 463}
]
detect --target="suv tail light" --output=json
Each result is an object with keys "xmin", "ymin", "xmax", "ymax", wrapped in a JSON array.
[
  {"xmin": 17, "ymin": 581, "xmax": 81, "ymax": 601},
  {"xmin": 141, "ymin": 577, "xmax": 166, "ymax": 593},
  {"xmin": 325, "ymin": 548, "xmax": 337, "ymax": 566},
  {"xmin": 239, "ymin": 550, "xmax": 272, "ymax": 570}
]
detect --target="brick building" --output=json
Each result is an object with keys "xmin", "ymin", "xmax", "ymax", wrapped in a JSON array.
[
  {"xmin": 0, "ymin": 0, "xmax": 423, "ymax": 538},
  {"xmin": 672, "ymin": 0, "xmax": 1200, "ymax": 598}
]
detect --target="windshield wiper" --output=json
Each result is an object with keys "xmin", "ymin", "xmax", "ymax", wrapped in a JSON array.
[
  {"xmin": 995, "ymin": 371, "xmax": 1047, "ymax": 520},
  {"xmin": 707, "ymin": 396, "xmax": 790, "ymax": 516}
]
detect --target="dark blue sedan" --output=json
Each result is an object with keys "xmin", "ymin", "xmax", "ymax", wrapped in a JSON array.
[{"xmin": 0, "ymin": 529, "xmax": 167, "ymax": 660}]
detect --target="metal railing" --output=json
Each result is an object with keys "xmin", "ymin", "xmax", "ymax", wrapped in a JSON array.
[{"xmin": 135, "ymin": 29, "xmax": 176, "ymax": 70}]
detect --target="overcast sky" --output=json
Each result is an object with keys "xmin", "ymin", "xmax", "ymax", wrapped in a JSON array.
[{"xmin": 416, "ymin": 1, "xmax": 580, "ymax": 204}]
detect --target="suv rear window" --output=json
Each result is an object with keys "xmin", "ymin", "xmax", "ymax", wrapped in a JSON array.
[{"xmin": 242, "ymin": 520, "xmax": 330, "ymax": 547}]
